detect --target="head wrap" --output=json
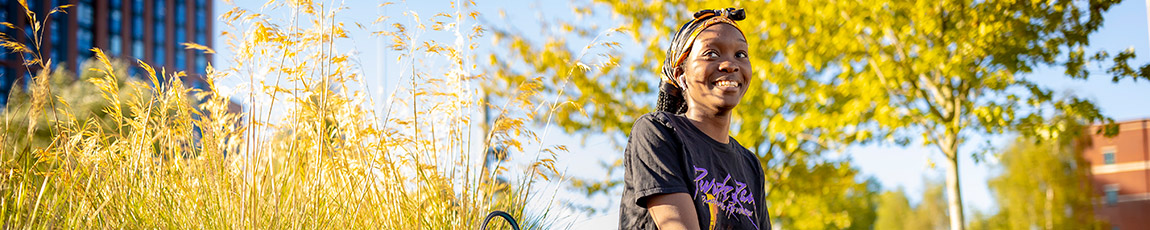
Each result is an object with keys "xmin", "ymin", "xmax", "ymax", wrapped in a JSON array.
[{"xmin": 655, "ymin": 8, "xmax": 747, "ymax": 114}]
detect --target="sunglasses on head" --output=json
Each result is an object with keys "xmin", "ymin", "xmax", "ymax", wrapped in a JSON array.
[{"xmin": 693, "ymin": 8, "xmax": 745, "ymax": 21}]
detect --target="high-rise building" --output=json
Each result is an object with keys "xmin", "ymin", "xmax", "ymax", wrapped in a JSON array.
[
  {"xmin": 0, "ymin": 0, "xmax": 215, "ymax": 106},
  {"xmin": 1083, "ymin": 119, "xmax": 1150, "ymax": 229}
]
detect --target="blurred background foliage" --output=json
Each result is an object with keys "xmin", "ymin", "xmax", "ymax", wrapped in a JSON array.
[
  {"xmin": 977, "ymin": 118, "xmax": 1104, "ymax": 230},
  {"xmin": 3, "ymin": 59, "xmax": 140, "ymax": 149}
]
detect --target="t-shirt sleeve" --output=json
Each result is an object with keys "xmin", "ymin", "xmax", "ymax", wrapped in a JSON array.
[
  {"xmin": 749, "ymin": 149, "xmax": 772, "ymax": 230},
  {"xmin": 624, "ymin": 114, "xmax": 690, "ymax": 207}
]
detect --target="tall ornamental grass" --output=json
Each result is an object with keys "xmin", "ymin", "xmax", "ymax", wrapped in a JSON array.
[{"xmin": 0, "ymin": 0, "xmax": 565, "ymax": 228}]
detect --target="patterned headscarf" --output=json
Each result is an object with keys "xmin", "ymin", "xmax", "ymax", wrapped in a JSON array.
[{"xmin": 656, "ymin": 8, "xmax": 747, "ymax": 114}]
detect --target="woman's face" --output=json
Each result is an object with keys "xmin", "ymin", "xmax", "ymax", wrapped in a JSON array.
[{"xmin": 677, "ymin": 23, "xmax": 751, "ymax": 115}]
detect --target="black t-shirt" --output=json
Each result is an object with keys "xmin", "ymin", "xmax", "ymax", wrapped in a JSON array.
[{"xmin": 619, "ymin": 112, "xmax": 770, "ymax": 230}]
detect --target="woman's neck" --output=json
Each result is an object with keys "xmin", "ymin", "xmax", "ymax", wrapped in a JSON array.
[{"xmin": 684, "ymin": 108, "xmax": 731, "ymax": 144}]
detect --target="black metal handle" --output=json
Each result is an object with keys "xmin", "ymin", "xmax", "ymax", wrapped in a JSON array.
[{"xmin": 479, "ymin": 210, "xmax": 521, "ymax": 230}]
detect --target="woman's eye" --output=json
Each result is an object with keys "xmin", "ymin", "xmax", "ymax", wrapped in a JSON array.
[
  {"xmin": 736, "ymin": 51, "xmax": 748, "ymax": 59},
  {"xmin": 703, "ymin": 50, "xmax": 719, "ymax": 58}
]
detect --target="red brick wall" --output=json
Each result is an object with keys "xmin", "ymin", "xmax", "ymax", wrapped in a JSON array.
[{"xmin": 1085, "ymin": 119, "xmax": 1150, "ymax": 229}]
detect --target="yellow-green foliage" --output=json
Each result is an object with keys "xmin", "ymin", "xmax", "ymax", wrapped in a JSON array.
[{"xmin": 0, "ymin": 0, "xmax": 559, "ymax": 228}]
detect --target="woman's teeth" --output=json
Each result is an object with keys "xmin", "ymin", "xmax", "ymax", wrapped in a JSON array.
[{"xmin": 715, "ymin": 80, "xmax": 740, "ymax": 87}]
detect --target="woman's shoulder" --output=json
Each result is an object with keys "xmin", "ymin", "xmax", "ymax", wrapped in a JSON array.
[
  {"xmin": 729, "ymin": 138, "xmax": 762, "ymax": 165},
  {"xmin": 628, "ymin": 112, "xmax": 688, "ymax": 146},
  {"xmin": 631, "ymin": 111, "xmax": 680, "ymax": 131},
  {"xmin": 635, "ymin": 111, "xmax": 679, "ymax": 123}
]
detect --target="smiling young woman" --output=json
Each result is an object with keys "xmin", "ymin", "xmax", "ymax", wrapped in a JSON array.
[{"xmin": 618, "ymin": 8, "xmax": 771, "ymax": 230}]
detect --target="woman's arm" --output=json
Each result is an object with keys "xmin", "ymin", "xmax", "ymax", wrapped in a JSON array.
[{"xmin": 646, "ymin": 193, "xmax": 701, "ymax": 230}]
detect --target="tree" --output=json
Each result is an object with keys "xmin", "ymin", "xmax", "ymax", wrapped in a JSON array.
[
  {"xmin": 967, "ymin": 209, "xmax": 1008, "ymax": 230},
  {"xmin": 765, "ymin": 160, "xmax": 880, "ymax": 229},
  {"xmin": 875, "ymin": 182, "xmax": 950, "ymax": 230},
  {"xmin": 488, "ymin": 1, "xmax": 1150, "ymax": 229},
  {"xmin": 875, "ymin": 188, "xmax": 912, "ymax": 230},
  {"xmin": 983, "ymin": 118, "xmax": 1106, "ymax": 230},
  {"xmin": 909, "ymin": 181, "xmax": 951, "ymax": 230}
]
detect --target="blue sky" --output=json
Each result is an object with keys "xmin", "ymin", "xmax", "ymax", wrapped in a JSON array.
[{"xmin": 212, "ymin": 0, "xmax": 1150, "ymax": 228}]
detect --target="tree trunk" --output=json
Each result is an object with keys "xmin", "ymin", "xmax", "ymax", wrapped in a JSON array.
[{"xmin": 945, "ymin": 152, "xmax": 965, "ymax": 230}]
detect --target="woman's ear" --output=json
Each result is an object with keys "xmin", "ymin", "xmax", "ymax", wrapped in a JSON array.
[{"xmin": 674, "ymin": 67, "xmax": 686, "ymax": 90}]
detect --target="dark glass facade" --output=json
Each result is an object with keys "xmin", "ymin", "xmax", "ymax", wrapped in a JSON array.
[
  {"xmin": 53, "ymin": 0, "xmax": 69, "ymax": 68},
  {"xmin": 194, "ymin": 0, "xmax": 207, "ymax": 71},
  {"xmin": 0, "ymin": 7, "xmax": 7, "ymax": 62},
  {"xmin": 153, "ymin": 0, "xmax": 166, "ymax": 67},
  {"xmin": 77, "ymin": 0, "xmax": 93, "ymax": 68},
  {"xmin": 108, "ymin": 0, "xmax": 122, "ymax": 56},
  {"xmin": 0, "ymin": 6, "xmax": 9, "ymax": 106},
  {"xmin": 0, "ymin": 0, "xmax": 214, "ymax": 107},
  {"xmin": 132, "ymin": 0, "xmax": 144, "ymax": 61},
  {"xmin": 174, "ymin": 0, "xmax": 186, "ymax": 70}
]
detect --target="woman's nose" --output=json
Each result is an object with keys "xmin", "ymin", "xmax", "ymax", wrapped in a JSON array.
[{"xmin": 718, "ymin": 61, "xmax": 739, "ymax": 73}]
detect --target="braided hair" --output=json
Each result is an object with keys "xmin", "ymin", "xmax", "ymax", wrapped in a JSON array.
[{"xmin": 656, "ymin": 8, "xmax": 746, "ymax": 114}]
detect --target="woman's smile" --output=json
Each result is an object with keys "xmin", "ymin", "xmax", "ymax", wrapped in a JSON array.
[{"xmin": 711, "ymin": 78, "xmax": 742, "ymax": 92}]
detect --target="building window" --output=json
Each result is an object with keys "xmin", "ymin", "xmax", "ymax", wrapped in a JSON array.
[
  {"xmin": 0, "ymin": 67, "xmax": 12, "ymax": 106},
  {"xmin": 1103, "ymin": 150, "xmax": 1116, "ymax": 165},
  {"xmin": 155, "ymin": 0, "xmax": 165, "ymax": 18},
  {"xmin": 154, "ymin": 0, "xmax": 166, "ymax": 67},
  {"xmin": 1105, "ymin": 185, "xmax": 1119, "ymax": 206},
  {"xmin": 132, "ymin": 0, "xmax": 144, "ymax": 60},
  {"xmin": 109, "ymin": 0, "xmax": 123, "ymax": 56},
  {"xmin": 24, "ymin": 24, "xmax": 34, "ymax": 50},
  {"xmin": 109, "ymin": 0, "xmax": 122, "ymax": 31},
  {"xmin": 77, "ymin": 1, "xmax": 92, "ymax": 28},
  {"xmin": 133, "ymin": 40, "xmax": 144, "ymax": 62},
  {"xmin": 50, "ymin": 22, "xmax": 62, "ymax": 63},
  {"xmin": 28, "ymin": 0, "xmax": 39, "ymax": 15},
  {"xmin": 195, "ymin": 7, "xmax": 205, "ymax": 30},
  {"xmin": 0, "ymin": 7, "xmax": 7, "ymax": 61},
  {"xmin": 175, "ymin": 0, "xmax": 186, "ymax": 70},
  {"xmin": 77, "ymin": 0, "xmax": 94, "ymax": 70},
  {"xmin": 154, "ymin": 49, "xmax": 165, "ymax": 67},
  {"xmin": 25, "ymin": 0, "xmax": 38, "ymax": 71},
  {"xmin": 54, "ymin": 13, "xmax": 69, "ymax": 69},
  {"xmin": 77, "ymin": 29, "xmax": 91, "ymax": 67},
  {"xmin": 193, "ymin": 0, "xmax": 208, "ymax": 74},
  {"xmin": 195, "ymin": 54, "xmax": 206, "ymax": 73},
  {"xmin": 23, "ymin": 71, "xmax": 33, "ymax": 91},
  {"xmin": 175, "ymin": 0, "xmax": 186, "ymax": 25},
  {"xmin": 110, "ymin": 34, "xmax": 122, "ymax": 56},
  {"xmin": 194, "ymin": 10, "xmax": 206, "ymax": 47},
  {"xmin": 1, "ymin": 67, "xmax": 12, "ymax": 95},
  {"xmin": 154, "ymin": 51, "xmax": 165, "ymax": 67},
  {"xmin": 132, "ymin": 0, "xmax": 143, "ymax": 38},
  {"xmin": 51, "ymin": 0, "xmax": 68, "ymax": 68}
]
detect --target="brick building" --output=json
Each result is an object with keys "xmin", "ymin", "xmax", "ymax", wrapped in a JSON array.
[
  {"xmin": 1084, "ymin": 119, "xmax": 1150, "ymax": 229},
  {"xmin": 0, "ymin": 0, "xmax": 217, "ymax": 107}
]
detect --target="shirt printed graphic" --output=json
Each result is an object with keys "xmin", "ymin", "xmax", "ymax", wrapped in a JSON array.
[{"xmin": 694, "ymin": 165, "xmax": 759, "ymax": 230}]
